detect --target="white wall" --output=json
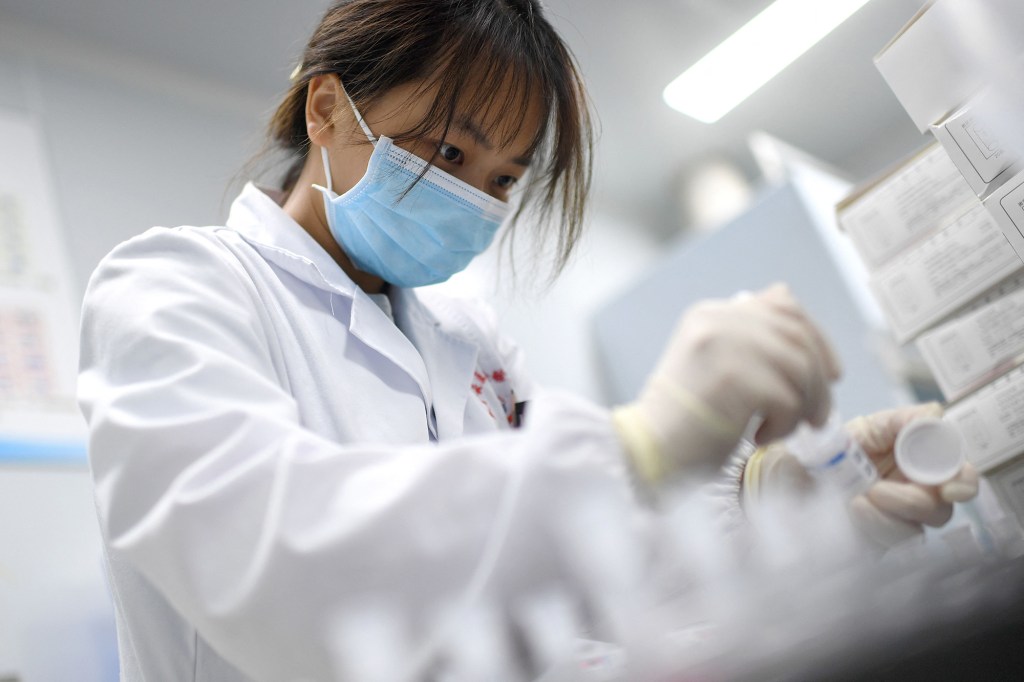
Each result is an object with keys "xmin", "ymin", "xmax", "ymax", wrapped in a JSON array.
[
  {"xmin": 0, "ymin": 18, "xmax": 269, "ymax": 682},
  {"xmin": 0, "ymin": 18, "xmax": 267, "ymax": 295},
  {"xmin": 430, "ymin": 209, "xmax": 662, "ymax": 403},
  {"xmin": 0, "ymin": 470, "xmax": 117, "ymax": 681},
  {"xmin": 491, "ymin": 213, "xmax": 662, "ymax": 403},
  {"xmin": 593, "ymin": 178, "xmax": 915, "ymax": 418}
]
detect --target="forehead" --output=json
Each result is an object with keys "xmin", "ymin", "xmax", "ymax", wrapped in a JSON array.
[
  {"xmin": 369, "ymin": 71, "xmax": 547, "ymax": 154},
  {"xmin": 465, "ymin": 72, "xmax": 546, "ymax": 139}
]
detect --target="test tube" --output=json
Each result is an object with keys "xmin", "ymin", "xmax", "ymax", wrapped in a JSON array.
[{"xmin": 785, "ymin": 412, "xmax": 878, "ymax": 496}]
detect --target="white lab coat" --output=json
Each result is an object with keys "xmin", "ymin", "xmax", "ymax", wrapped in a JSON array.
[{"xmin": 77, "ymin": 184, "xmax": 646, "ymax": 681}]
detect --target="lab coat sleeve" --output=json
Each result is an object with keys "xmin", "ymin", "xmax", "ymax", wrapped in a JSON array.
[{"xmin": 78, "ymin": 228, "xmax": 647, "ymax": 681}]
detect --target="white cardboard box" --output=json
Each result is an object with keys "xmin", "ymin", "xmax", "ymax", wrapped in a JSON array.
[
  {"xmin": 875, "ymin": 1, "xmax": 980, "ymax": 133},
  {"xmin": 931, "ymin": 99, "xmax": 1020, "ymax": 198},
  {"xmin": 836, "ymin": 144, "xmax": 977, "ymax": 270},
  {"xmin": 875, "ymin": 0, "xmax": 1024, "ymax": 132},
  {"xmin": 987, "ymin": 455, "xmax": 1024, "ymax": 530},
  {"xmin": 946, "ymin": 364, "xmax": 1024, "ymax": 472},
  {"xmin": 916, "ymin": 273, "xmax": 1024, "ymax": 401},
  {"xmin": 869, "ymin": 203, "xmax": 1022, "ymax": 343},
  {"xmin": 983, "ymin": 167, "xmax": 1024, "ymax": 262}
]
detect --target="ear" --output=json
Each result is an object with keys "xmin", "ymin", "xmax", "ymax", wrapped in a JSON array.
[{"xmin": 306, "ymin": 74, "xmax": 343, "ymax": 148}]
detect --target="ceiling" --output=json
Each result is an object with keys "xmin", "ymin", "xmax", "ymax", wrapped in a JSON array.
[{"xmin": 0, "ymin": 0, "xmax": 930, "ymax": 236}]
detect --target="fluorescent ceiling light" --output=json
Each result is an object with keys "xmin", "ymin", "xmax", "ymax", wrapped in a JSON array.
[{"xmin": 663, "ymin": 0, "xmax": 873, "ymax": 123}]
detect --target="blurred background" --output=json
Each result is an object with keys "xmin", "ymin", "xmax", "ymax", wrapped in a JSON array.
[{"xmin": 0, "ymin": 0, "xmax": 958, "ymax": 679}]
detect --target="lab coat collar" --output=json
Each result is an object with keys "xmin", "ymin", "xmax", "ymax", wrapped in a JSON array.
[
  {"xmin": 226, "ymin": 183, "xmax": 360, "ymax": 300},
  {"xmin": 227, "ymin": 184, "xmax": 434, "ymax": 416},
  {"xmin": 227, "ymin": 183, "xmax": 477, "ymax": 439}
]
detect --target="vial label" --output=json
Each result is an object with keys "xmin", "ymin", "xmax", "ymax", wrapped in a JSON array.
[{"xmin": 811, "ymin": 443, "xmax": 878, "ymax": 496}]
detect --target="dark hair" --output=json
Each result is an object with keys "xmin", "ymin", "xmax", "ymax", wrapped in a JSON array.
[{"xmin": 265, "ymin": 0, "xmax": 594, "ymax": 276}]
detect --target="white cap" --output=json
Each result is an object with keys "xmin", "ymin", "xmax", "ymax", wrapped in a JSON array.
[{"xmin": 894, "ymin": 417, "xmax": 966, "ymax": 486}]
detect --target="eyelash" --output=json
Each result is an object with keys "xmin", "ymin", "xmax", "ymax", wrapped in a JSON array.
[{"xmin": 437, "ymin": 143, "xmax": 519, "ymax": 191}]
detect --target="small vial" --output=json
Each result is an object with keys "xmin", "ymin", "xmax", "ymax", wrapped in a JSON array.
[
  {"xmin": 785, "ymin": 412, "xmax": 878, "ymax": 496},
  {"xmin": 894, "ymin": 417, "xmax": 965, "ymax": 485}
]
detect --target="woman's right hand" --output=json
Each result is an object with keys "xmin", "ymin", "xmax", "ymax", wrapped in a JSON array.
[{"xmin": 613, "ymin": 284, "xmax": 842, "ymax": 483}]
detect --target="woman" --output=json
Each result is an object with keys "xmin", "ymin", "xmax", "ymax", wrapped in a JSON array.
[{"xmin": 77, "ymin": 1, "xmax": 977, "ymax": 680}]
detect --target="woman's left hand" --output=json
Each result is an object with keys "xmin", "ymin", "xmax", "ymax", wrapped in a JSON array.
[{"xmin": 845, "ymin": 403, "xmax": 979, "ymax": 548}]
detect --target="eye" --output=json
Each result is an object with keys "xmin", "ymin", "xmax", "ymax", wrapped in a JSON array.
[
  {"xmin": 494, "ymin": 175, "xmax": 518, "ymax": 190},
  {"xmin": 438, "ymin": 143, "xmax": 463, "ymax": 164}
]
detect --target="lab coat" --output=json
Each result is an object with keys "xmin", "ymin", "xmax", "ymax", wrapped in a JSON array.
[{"xmin": 78, "ymin": 184, "xmax": 646, "ymax": 681}]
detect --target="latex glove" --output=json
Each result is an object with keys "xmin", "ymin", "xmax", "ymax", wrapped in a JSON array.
[
  {"xmin": 613, "ymin": 284, "xmax": 842, "ymax": 485},
  {"xmin": 846, "ymin": 403, "xmax": 979, "ymax": 548},
  {"xmin": 747, "ymin": 404, "xmax": 980, "ymax": 548}
]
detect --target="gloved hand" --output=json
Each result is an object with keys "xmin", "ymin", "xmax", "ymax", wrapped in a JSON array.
[
  {"xmin": 746, "ymin": 403, "xmax": 980, "ymax": 548},
  {"xmin": 613, "ymin": 284, "xmax": 842, "ymax": 485},
  {"xmin": 846, "ymin": 403, "xmax": 979, "ymax": 548}
]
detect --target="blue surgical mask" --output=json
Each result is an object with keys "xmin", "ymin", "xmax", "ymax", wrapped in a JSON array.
[{"xmin": 313, "ymin": 94, "xmax": 511, "ymax": 288}]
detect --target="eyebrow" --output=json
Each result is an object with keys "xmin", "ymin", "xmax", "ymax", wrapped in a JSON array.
[{"xmin": 454, "ymin": 115, "xmax": 533, "ymax": 168}]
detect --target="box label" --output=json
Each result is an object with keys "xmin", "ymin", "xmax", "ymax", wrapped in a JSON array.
[
  {"xmin": 948, "ymin": 366, "xmax": 1024, "ymax": 471},
  {"xmin": 988, "ymin": 456, "xmax": 1024, "ymax": 528},
  {"xmin": 949, "ymin": 113, "xmax": 1012, "ymax": 184},
  {"xmin": 917, "ymin": 275, "xmax": 1024, "ymax": 399},
  {"xmin": 839, "ymin": 146, "xmax": 977, "ymax": 269},
  {"xmin": 871, "ymin": 204, "xmax": 1023, "ymax": 341},
  {"xmin": 998, "ymin": 178, "xmax": 1024, "ymax": 238}
]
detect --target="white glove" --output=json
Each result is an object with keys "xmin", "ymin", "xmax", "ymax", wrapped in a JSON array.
[
  {"xmin": 745, "ymin": 403, "xmax": 980, "ymax": 548},
  {"xmin": 613, "ymin": 284, "xmax": 842, "ymax": 485},
  {"xmin": 847, "ymin": 404, "xmax": 979, "ymax": 547}
]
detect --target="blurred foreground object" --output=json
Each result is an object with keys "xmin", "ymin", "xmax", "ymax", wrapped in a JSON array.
[{"xmin": 534, "ymin": 480, "xmax": 1024, "ymax": 681}]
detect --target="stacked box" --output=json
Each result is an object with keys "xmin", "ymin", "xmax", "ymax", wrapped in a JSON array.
[
  {"xmin": 946, "ymin": 365, "xmax": 1024, "ymax": 472},
  {"xmin": 874, "ymin": 0, "xmax": 1024, "ymax": 133},
  {"xmin": 946, "ymin": 365, "xmax": 1024, "ymax": 526},
  {"xmin": 836, "ymin": 146, "xmax": 1023, "ymax": 343},
  {"xmin": 859, "ymin": 0, "xmax": 1024, "ymax": 532},
  {"xmin": 868, "ymin": 204, "xmax": 1021, "ymax": 343},
  {"xmin": 916, "ymin": 273, "xmax": 1024, "ymax": 401},
  {"xmin": 983, "ymin": 168, "xmax": 1024, "ymax": 261},
  {"xmin": 931, "ymin": 98, "xmax": 1020, "ymax": 199},
  {"xmin": 874, "ymin": 1, "xmax": 980, "ymax": 134},
  {"xmin": 836, "ymin": 144, "xmax": 976, "ymax": 269}
]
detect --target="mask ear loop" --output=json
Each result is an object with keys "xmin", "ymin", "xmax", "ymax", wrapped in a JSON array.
[
  {"xmin": 342, "ymin": 88, "xmax": 377, "ymax": 144},
  {"xmin": 319, "ymin": 85, "xmax": 378, "ymax": 194},
  {"xmin": 319, "ymin": 146, "xmax": 335, "ymax": 194}
]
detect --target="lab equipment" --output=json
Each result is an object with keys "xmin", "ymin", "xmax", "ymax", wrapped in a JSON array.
[
  {"xmin": 894, "ymin": 417, "xmax": 967, "ymax": 486},
  {"xmin": 785, "ymin": 412, "xmax": 878, "ymax": 496}
]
